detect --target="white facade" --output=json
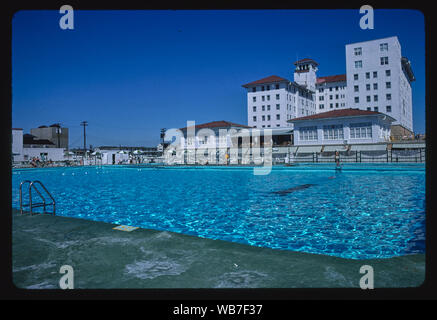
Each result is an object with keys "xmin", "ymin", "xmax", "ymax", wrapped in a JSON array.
[
  {"xmin": 243, "ymin": 77, "xmax": 316, "ymax": 130},
  {"xmin": 98, "ymin": 149, "xmax": 130, "ymax": 165},
  {"xmin": 345, "ymin": 36, "xmax": 414, "ymax": 132},
  {"xmin": 290, "ymin": 113, "xmax": 394, "ymax": 146},
  {"xmin": 243, "ymin": 36, "xmax": 415, "ymax": 133},
  {"xmin": 316, "ymin": 76, "xmax": 347, "ymax": 111},
  {"xmin": 22, "ymin": 147, "xmax": 65, "ymax": 162},
  {"xmin": 12, "ymin": 129, "xmax": 24, "ymax": 162}
]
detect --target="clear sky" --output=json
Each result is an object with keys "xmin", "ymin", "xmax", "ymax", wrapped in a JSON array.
[{"xmin": 12, "ymin": 9, "xmax": 425, "ymax": 148}]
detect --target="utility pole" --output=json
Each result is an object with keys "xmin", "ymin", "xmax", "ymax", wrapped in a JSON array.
[{"xmin": 81, "ymin": 121, "xmax": 88, "ymax": 159}]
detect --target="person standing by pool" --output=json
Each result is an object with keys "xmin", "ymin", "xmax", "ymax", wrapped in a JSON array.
[{"xmin": 334, "ymin": 150, "xmax": 340, "ymax": 167}]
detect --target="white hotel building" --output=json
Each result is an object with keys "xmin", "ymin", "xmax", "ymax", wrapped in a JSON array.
[{"xmin": 242, "ymin": 36, "xmax": 415, "ymax": 138}]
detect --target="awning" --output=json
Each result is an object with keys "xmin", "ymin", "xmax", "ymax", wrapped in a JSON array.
[
  {"xmin": 392, "ymin": 143, "xmax": 425, "ymax": 149},
  {"xmin": 350, "ymin": 144, "xmax": 387, "ymax": 151},
  {"xmin": 296, "ymin": 145, "xmax": 322, "ymax": 153}
]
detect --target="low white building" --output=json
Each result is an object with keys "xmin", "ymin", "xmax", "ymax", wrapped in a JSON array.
[
  {"xmin": 288, "ymin": 108, "xmax": 394, "ymax": 146},
  {"xmin": 12, "ymin": 128, "xmax": 66, "ymax": 163}
]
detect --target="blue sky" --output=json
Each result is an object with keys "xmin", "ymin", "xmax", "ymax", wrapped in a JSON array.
[{"xmin": 12, "ymin": 9, "xmax": 425, "ymax": 147}]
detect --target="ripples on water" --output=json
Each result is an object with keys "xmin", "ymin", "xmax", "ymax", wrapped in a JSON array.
[{"xmin": 12, "ymin": 165, "xmax": 426, "ymax": 259}]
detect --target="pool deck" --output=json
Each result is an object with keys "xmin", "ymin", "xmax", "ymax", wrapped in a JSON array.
[{"xmin": 12, "ymin": 210, "xmax": 425, "ymax": 289}]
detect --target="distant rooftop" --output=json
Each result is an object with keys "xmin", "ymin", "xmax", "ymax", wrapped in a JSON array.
[
  {"xmin": 242, "ymin": 75, "xmax": 289, "ymax": 88},
  {"xmin": 180, "ymin": 120, "xmax": 252, "ymax": 131},
  {"xmin": 288, "ymin": 108, "xmax": 395, "ymax": 122},
  {"xmin": 316, "ymin": 74, "xmax": 347, "ymax": 84},
  {"xmin": 293, "ymin": 58, "xmax": 319, "ymax": 66}
]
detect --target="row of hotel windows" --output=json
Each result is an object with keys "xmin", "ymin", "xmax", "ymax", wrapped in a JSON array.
[
  {"xmin": 253, "ymin": 114, "xmax": 281, "ymax": 121},
  {"xmin": 300, "ymin": 123, "xmax": 373, "ymax": 141},
  {"xmin": 365, "ymin": 106, "xmax": 392, "ymax": 112},
  {"xmin": 354, "ymin": 57, "xmax": 389, "ymax": 69},
  {"xmin": 252, "ymin": 104, "xmax": 281, "ymax": 112},
  {"xmin": 354, "ymin": 82, "xmax": 391, "ymax": 92},
  {"xmin": 318, "ymin": 94, "xmax": 346, "ymax": 101},
  {"xmin": 354, "ymin": 43, "xmax": 389, "ymax": 56},
  {"xmin": 354, "ymin": 94, "xmax": 392, "ymax": 103},
  {"xmin": 354, "ymin": 70, "xmax": 391, "ymax": 81},
  {"xmin": 251, "ymin": 85, "xmax": 313, "ymax": 99},
  {"xmin": 252, "ymin": 94, "xmax": 281, "ymax": 102},
  {"xmin": 252, "ymin": 84, "xmax": 281, "ymax": 92},
  {"xmin": 319, "ymin": 102, "xmax": 346, "ymax": 109},
  {"xmin": 318, "ymin": 85, "xmax": 346, "ymax": 93}
]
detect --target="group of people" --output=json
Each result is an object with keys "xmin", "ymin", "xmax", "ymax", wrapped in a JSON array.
[{"xmin": 30, "ymin": 157, "xmax": 53, "ymax": 168}]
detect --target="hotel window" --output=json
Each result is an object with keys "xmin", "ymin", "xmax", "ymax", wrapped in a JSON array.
[
  {"xmin": 335, "ymin": 94, "xmax": 339, "ymax": 99},
  {"xmin": 350, "ymin": 122, "xmax": 372, "ymax": 139},
  {"xmin": 354, "ymin": 85, "xmax": 359, "ymax": 92},
  {"xmin": 299, "ymin": 126, "xmax": 318, "ymax": 141},
  {"xmin": 266, "ymin": 85, "xmax": 270, "ymax": 90},
  {"xmin": 267, "ymin": 105, "xmax": 271, "ymax": 111},
  {"xmin": 354, "ymin": 74, "xmax": 359, "ymax": 80},
  {"xmin": 386, "ymin": 70, "xmax": 391, "ymax": 77},
  {"xmin": 335, "ymin": 103, "xmax": 339, "ymax": 108},
  {"xmin": 354, "ymin": 47, "xmax": 362, "ymax": 56},
  {"xmin": 354, "ymin": 97, "xmax": 359, "ymax": 103},
  {"xmin": 252, "ymin": 87, "xmax": 256, "ymax": 92},
  {"xmin": 330, "ymin": 95, "xmax": 333, "ymax": 99},
  {"xmin": 267, "ymin": 115, "xmax": 271, "ymax": 121},
  {"xmin": 330, "ymin": 103, "xmax": 333, "ymax": 108},
  {"xmin": 386, "ymin": 105, "xmax": 392, "ymax": 112},
  {"xmin": 373, "ymin": 71, "xmax": 378, "ymax": 78},
  {"xmin": 319, "ymin": 96, "xmax": 324, "ymax": 101},
  {"xmin": 262, "ymin": 105, "xmax": 265, "ymax": 111},
  {"xmin": 319, "ymin": 88, "xmax": 323, "ymax": 93},
  {"xmin": 253, "ymin": 116, "xmax": 257, "ymax": 122},
  {"xmin": 366, "ymin": 96, "xmax": 371, "ymax": 102},
  {"xmin": 267, "ymin": 95, "xmax": 270, "ymax": 101},
  {"xmin": 262, "ymin": 96, "xmax": 265, "ymax": 101},
  {"xmin": 262, "ymin": 115, "xmax": 265, "ymax": 121},
  {"xmin": 355, "ymin": 60, "xmax": 362, "ymax": 68},
  {"xmin": 373, "ymin": 83, "xmax": 378, "ymax": 90},
  {"xmin": 380, "ymin": 43, "xmax": 388, "ymax": 51},
  {"xmin": 386, "ymin": 82, "xmax": 391, "ymax": 89},
  {"xmin": 276, "ymin": 124, "xmax": 280, "ymax": 127},
  {"xmin": 386, "ymin": 94, "xmax": 392, "ymax": 101},
  {"xmin": 323, "ymin": 124, "xmax": 344, "ymax": 140},
  {"xmin": 380, "ymin": 57, "xmax": 389, "ymax": 65},
  {"xmin": 275, "ymin": 84, "xmax": 279, "ymax": 89},
  {"xmin": 366, "ymin": 72, "xmax": 370, "ymax": 79},
  {"xmin": 276, "ymin": 114, "xmax": 280, "ymax": 120},
  {"xmin": 253, "ymin": 97, "xmax": 256, "ymax": 102},
  {"xmin": 329, "ymin": 87, "xmax": 333, "ymax": 92},
  {"xmin": 319, "ymin": 104, "xmax": 324, "ymax": 109},
  {"xmin": 366, "ymin": 84, "xmax": 371, "ymax": 91},
  {"xmin": 253, "ymin": 106, "xmax": 256, "ymax": 112},
  {"xmin": 335, "ymin": 86, "xmax": 339, "ymax": 91},
  {"xmin": 367, "ymin": 107, "xmax": 371, "ymax": 111},
  {"xmin": 276, "ymin": 104, "xmax": 280, "ymax": 110},
  {"xmin": 276, "ymin": 94, "xmax": 280, "ymax": 100},
  {"xmin": 261, "ymin": 86, "xmax": 265, "ymax": 91},
  {"xmin": 374, "ymin": 95, "xmax": 378, "ymax": 102},
  {"xmin": 374, "ymin": 106, "xmax": 378, "ymax": 112}
]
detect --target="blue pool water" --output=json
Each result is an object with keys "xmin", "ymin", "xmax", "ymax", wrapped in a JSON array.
[{"xmin": 12, "ymin": 164, "xmax": 426, "ymax": 259}]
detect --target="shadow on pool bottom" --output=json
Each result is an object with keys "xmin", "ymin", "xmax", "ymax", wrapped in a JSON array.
[{"xmin": 12, "ymin": 210, "xmax": 425, "ymax": 290}]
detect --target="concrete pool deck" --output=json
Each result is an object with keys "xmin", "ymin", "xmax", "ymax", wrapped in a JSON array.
[{"xmin": 12, "ymin": 210, "xmax": 425, "ymax": 289}]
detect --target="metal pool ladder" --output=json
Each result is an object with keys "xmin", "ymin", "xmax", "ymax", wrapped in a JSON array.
[{"xmin": 19, "ymin": 180, "xmax": 56, "ymax": 215}]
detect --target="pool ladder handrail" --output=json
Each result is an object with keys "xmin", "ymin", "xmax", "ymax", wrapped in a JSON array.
[{"xmin": 19, "ymin": 180, "xmax": 56, "ymax": 215}]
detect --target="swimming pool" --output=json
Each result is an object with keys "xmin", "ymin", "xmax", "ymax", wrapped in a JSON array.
[{"xmin": 12, "ymin": 164, "xmax": 426, "ymax": 259}]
